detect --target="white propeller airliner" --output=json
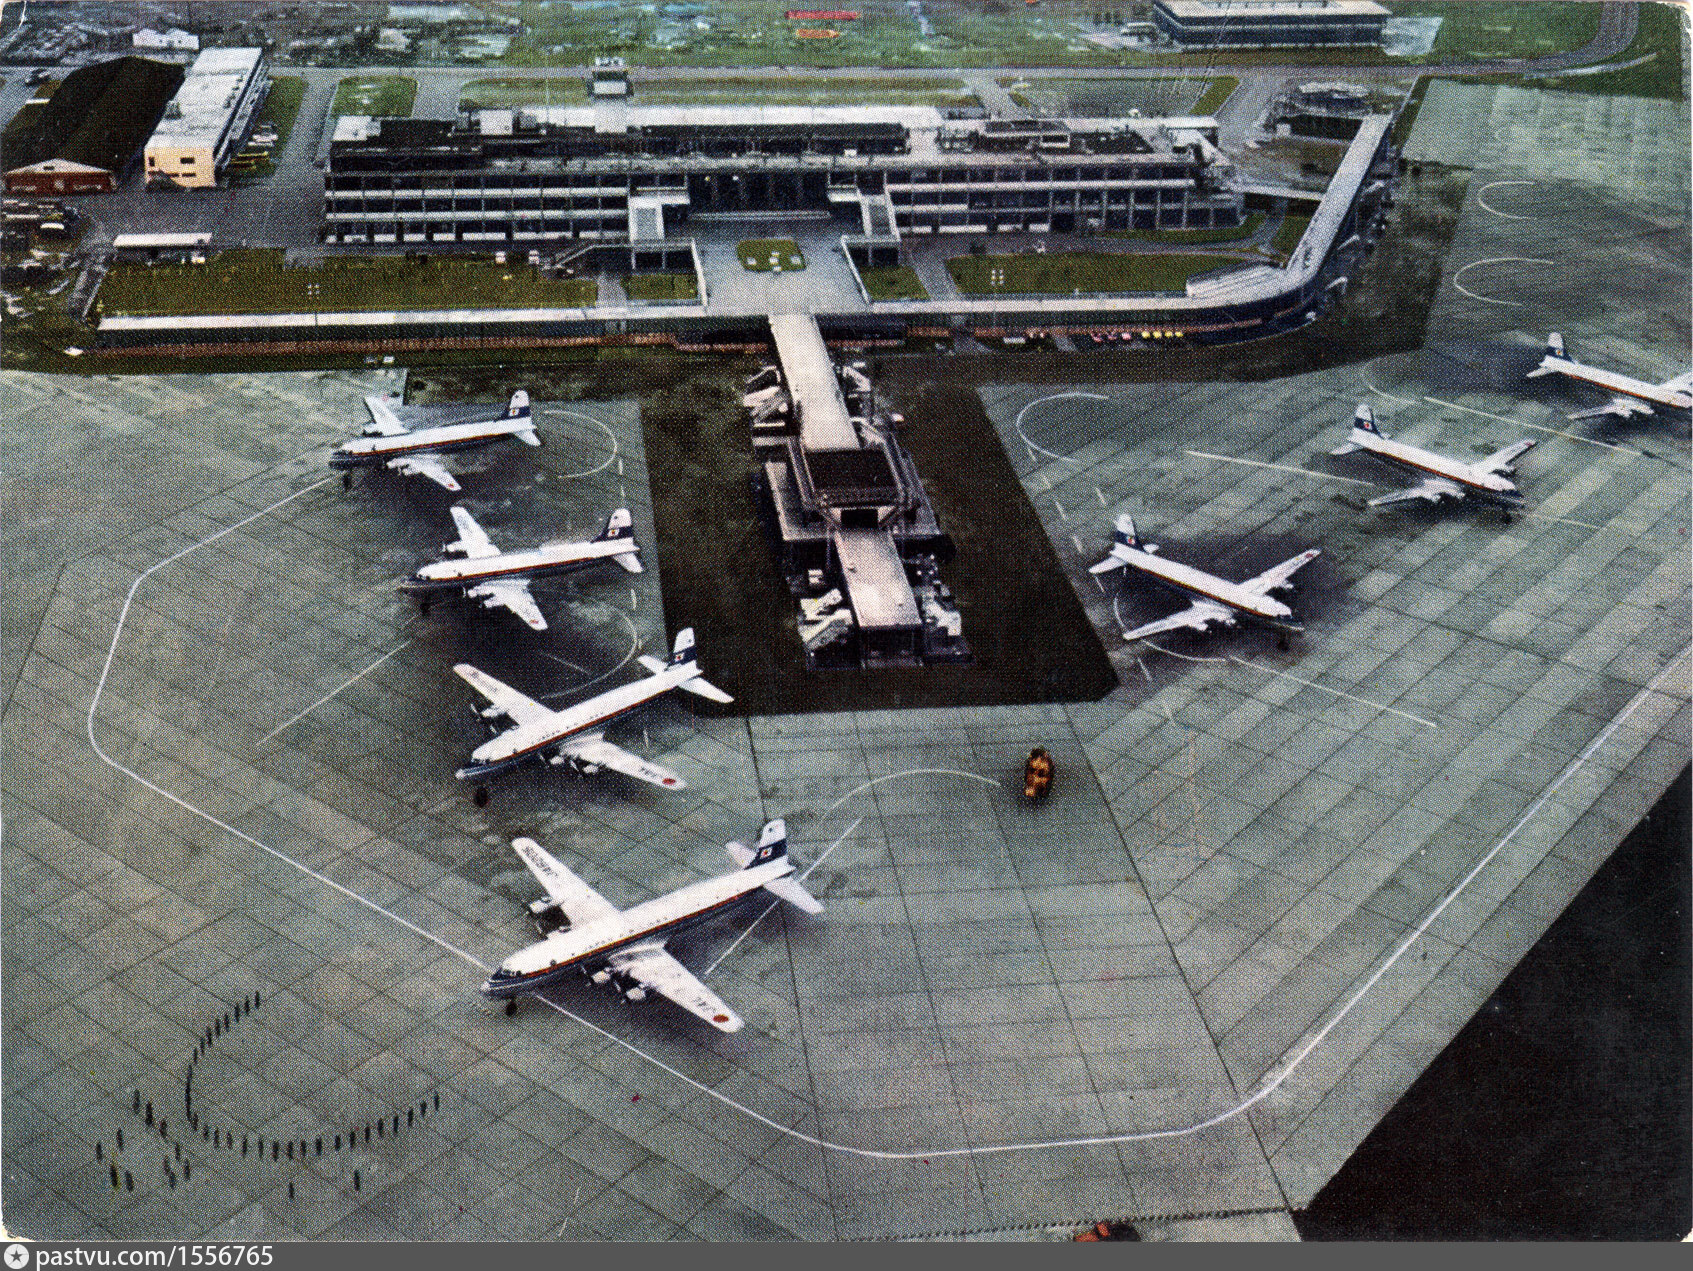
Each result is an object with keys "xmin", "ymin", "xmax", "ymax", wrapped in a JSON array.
[
  {"xmin": 1332, "ymin": 404, "xmax": 1535, "ymax": 512},
  {"xmin": 1090, "ymin": 514, "xmax": 1320, "ymax": 642},
  {"xmin": 483, "ymin": 819, "xmax": 821, "ymax": 1029},
  {"xmin": 403, "ymin": 506, "xmax": 642, "ymax": 630},
  {"xmin": 331, "ymin": 391, "xmax": 540, "ymax": 491},
  {"xmin": 1526, "ymin": 332, "xmax": 1693, "ymax": 420},
  {"xmin": 453, "ymin": 628, "xmax": 731, "ymax": 790}
]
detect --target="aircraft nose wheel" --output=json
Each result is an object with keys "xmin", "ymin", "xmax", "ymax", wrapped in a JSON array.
[
  {"xmin": 1277, "ymin": 636, "xmax": 1290, "ymax": 652},
  {"xmin": 504, "ymin": 998, "xmax": 516, "ymax": 1016},
  {"xmin": 473, "ymin": 786, "xmax": 490, "ymax": 808},
  {"xmin": 418, "ymin": 599, "xmax": 431, "ymax": 616}
]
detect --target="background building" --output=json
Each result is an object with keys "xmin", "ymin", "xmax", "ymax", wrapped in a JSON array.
[
  {"xmin": 1, "ymin": 55, "xmax": 184, "ymax": 195},
  {"xmin": 132, "ymin": 27, "xmax": 200, "ymax": 53},
  {"xmin": 1153, "ymin": 0, "xmax": 1389, "ymax": 48},
  {"xmin": 143, "ymin": 47, "xmax": 270, "ymax": 189}
]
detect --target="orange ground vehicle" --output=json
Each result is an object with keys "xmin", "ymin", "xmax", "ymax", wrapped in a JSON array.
[{"xmin": 1023, "ymin": 747, "xmax": 1054, "ymax": 800}]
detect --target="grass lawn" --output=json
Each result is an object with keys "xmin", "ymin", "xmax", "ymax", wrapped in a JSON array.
[
  {"xmin": 738, "ymin": 239, "xmax": 805, "ymax": 272},
  {"xmin": 1109, "ymin": 211, "xmax": 1266, "ymax": 245},
  {"xmin": 96, "ymin": 250, "xmax": 596, "ymax": 317},
  {"xmin": 1270, "ymin": 213, "xmax": 1313, "ymax": 260},
  {"xmin": 860, "ymin": 266, "xmax": 929, "ymax": 301},
  {"xmin": 1390, "ymin": 1, "xmax": 1600, "ymax": 62},
  {"xmin": 257, "ymin": 75, "xmax": 306, "ymax": 146},
  {"xmin": 229, "ymin": 76, "xmax": 307, "ymax": 182},
  {"xmin": 331, "ymin": 75, "xmax": 417, "ymax": 118},
  {"xmin": 1191, "ymin": 75, "xmax": 1240, "ymax": 115},
  {"xmin": 622, "ymin": 272, "xmax": 698, "ymax": 302},
  {"xmin": 458, "ymin": 76, "xmax": 588, "ymax": 110},
  {"xmin": 947, "ymin": 250, "xmax": 1247, "ymax": 296},
  {"xmin": 1525, "ymin": 0, "xmax": 1685, "ymax": 99}
]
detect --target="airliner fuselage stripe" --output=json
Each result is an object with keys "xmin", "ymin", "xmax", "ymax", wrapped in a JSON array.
[
  {"xmin": 1548, "ymin": 360, "xmax": 1692, "ymax": 408},
  {"xmin": 1120, "ymin": 553, "xmax": 1292, "ymax": 621},
  {"xmin": 333, "ymin": 422, "xmax": 530, "ymax": 464},
  {"xmin": 408, "ymin": 544, "xmax": 630, "ymax": 588},
  {"xmin": 1354, "ymin": 434, "xmax": 1517, "ymax": 495},
  {"xmin": 463, "ymin": 670, "xmax": 689, "ymax": 769}
]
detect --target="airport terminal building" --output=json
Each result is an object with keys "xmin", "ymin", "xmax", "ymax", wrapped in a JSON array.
[{"xmin": 321, "ymin": 103, "xmax": 1246, "ymax": 246}]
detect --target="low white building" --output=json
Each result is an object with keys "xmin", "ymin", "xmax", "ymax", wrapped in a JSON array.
[
  {"xmin": 133, "ymin": 27, "xmax": 200, "ymax": 52},
  {"xmin": 143, "ymin": 47, "xmax": 269, "ymax": 189},
  {"xmin": 1153, "ymin": 0, "xmax": 1389, "ymax": 48}
]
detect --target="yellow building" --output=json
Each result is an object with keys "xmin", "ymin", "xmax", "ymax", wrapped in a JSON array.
[{"xmin": 143, "ymin": 47, "xmax": 268, "ymax": 189}]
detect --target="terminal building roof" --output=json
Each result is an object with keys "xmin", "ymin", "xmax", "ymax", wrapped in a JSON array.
[{"xmin": 327, "ymin": 103, "xmax": 1225, "ymax": 169}]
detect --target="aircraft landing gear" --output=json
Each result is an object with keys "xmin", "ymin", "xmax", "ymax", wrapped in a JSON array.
[
  {"xmin": 473, "ymin": 786, "xmax": 490, "ymax": 808},
  {"xmin": 1277, "ymin": 635, "xmax": 1290, "ymax": 652},
  {"xmin": 342, "ymin": 473, "xmax": 353, "ymax": 491},
  {"xmin": 504, "ymin": 998, "xmax": 516, "ymax": 1017},
  {"xmin": 418, "ymin": 599, "xmax": 431, "ymax": 616}
]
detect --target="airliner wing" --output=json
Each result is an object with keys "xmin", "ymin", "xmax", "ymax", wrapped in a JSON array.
[
  {"xmin": 1661, "ymin": 371, "xmax": 1693, "ymax": 393},
  {"xmin": 1240, "ymin": 549, "xmax": 1321, "ymax": 596},
  {"xmin": 1570, "ymin": 397, "xmax": 1653, "ymax": 420},
  {"xmin": 453, "ymin": 663, "xmax": 555, "ymax": 727},
  {"xmin": 363, "ymin": 395, "xmax": 410, "ymax": 437},
  {"xmin": 468, "ymin": 580, "xmax": 547, "ymax": 631},
  {"xmin": 605, "ymin": 943, "xmax": 743, "ymax": 1032},
  {"xmin": 1479, "ymin": 439, "xmax": 1536, "ymax": 474},
  {"xmin": 448, "ymin": 505, "xmax": 500, "ymax": 558},
  {"xmin": 1124, "ymin": 600, "xmax": 1235, "ymax": 641},
  {"xmin": 1368, "ymin": 478, "xmax": 1461, "ymax": 507},
  {"xmin": 387, "ymin": 454, "xmax": 462, "ymax": 491},
  {"xmin": 511, "ymin": 836, "xmax": 621, "ymax": 926},
  {"xmin": 560, "ymin": 735, "xmax": 686, "ymax": 790}
]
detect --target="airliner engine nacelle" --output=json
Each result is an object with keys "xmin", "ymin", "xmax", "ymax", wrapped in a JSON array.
[
  {"xmin": 527, "ymin": 899, "xmax": 566, "ymax": 934},
  {"xmin": 585, "ymin": 968, "xmax": 646, "ymax": 1001},
  {"xmin": 551, "ymin": 753, "xmax": 602, "ymax": 776}
]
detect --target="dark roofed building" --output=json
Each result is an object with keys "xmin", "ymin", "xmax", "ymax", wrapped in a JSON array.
[{"xmin": 3, "ymin": 56, "xmax": 185, "ymax": 195}]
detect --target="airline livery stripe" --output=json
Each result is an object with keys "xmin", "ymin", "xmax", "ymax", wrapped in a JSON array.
[
  {"xmin": 362, "ymin": 429, "xmax": 521, "ymax": 455},
  {"xmin": 1560, "ymin": 365, "xmax": 1686, "ymax": 405},
  {"xmin": 426, "ymin": 553, "xmax": 618, "ymax": 585},
  {"xmin": 1369, "ymin": 444, "xmax": 1492, "ymax": 489},
  {"xmin": 471, "ymin": 688, "xmax": 677, "ymax": 765},
  {"xmin": 1128, "ymin": 557, "xmax": 1289, "ymax": 620},
  {"xmin": 505, "ymin": 887, "xmax": 765, "ymax": 981}
]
